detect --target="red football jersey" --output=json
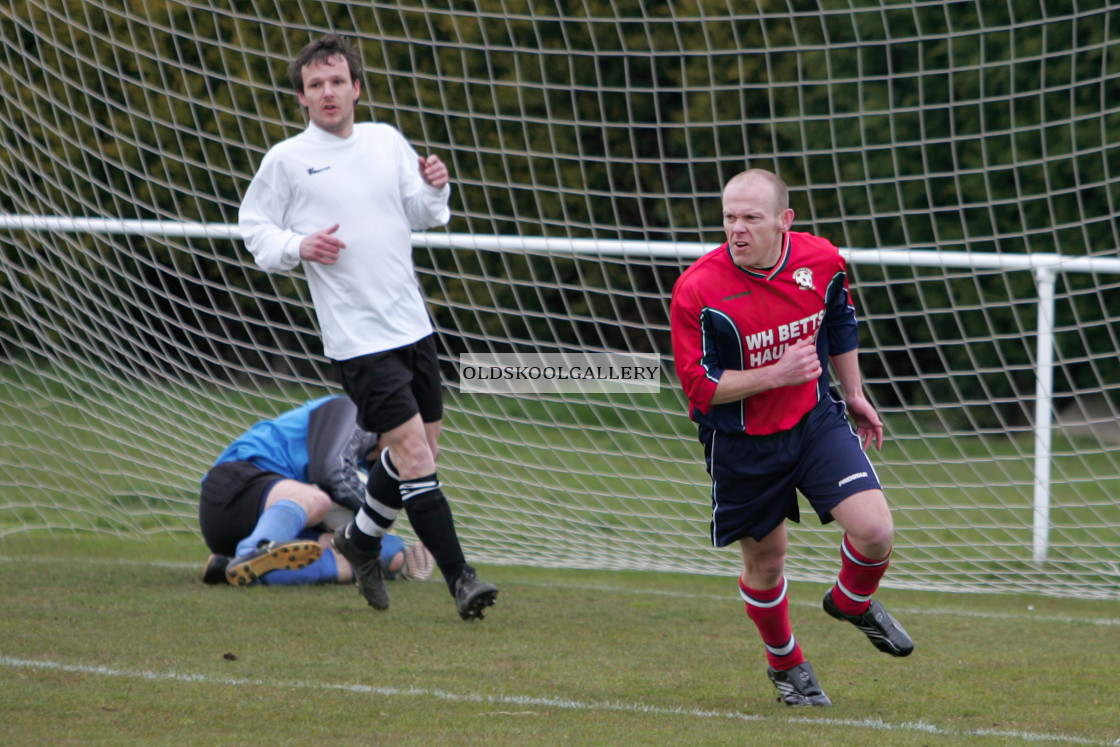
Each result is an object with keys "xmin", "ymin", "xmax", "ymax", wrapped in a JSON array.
[{"xmin": 670, "ymin": 231, "xmax": 859, "ymax": 435}]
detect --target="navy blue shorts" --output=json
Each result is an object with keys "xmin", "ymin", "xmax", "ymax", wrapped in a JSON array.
[
  {"xmin": 701, "ymin": 394, "xmax": 881, "ymax": 547},
  {"xmin": 336, "ymin": 334, "xmax": 443, "ymax": 434}
]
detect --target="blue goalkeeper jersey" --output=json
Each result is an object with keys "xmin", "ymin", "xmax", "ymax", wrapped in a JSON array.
[{"xmin": 211, "ymin": 396, "xmax": 337, "ymax": 480}]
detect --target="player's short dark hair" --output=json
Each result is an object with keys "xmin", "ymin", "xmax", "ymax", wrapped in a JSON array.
[{"xmin": 288, "ymin": 33, "xmax": 362, "ymax": 94}]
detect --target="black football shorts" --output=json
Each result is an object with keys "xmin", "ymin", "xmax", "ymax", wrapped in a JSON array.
[
  {"xmin": 198, "ymin": 460, "xmax": 283, "ymax": 556},
  {"xmin": 335, "ymin": 334, "xmax": 443, "ymax": 435}
]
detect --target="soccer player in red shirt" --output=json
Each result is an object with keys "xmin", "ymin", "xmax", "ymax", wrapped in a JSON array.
[{"xmin": 670, "ymin": 169, "xmax": 913, "ymax": 707}]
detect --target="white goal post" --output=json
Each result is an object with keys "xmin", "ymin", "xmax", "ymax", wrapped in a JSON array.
[{"xmin": 2, "ymin": 2, "xmax": 1119, "ymax": 600}]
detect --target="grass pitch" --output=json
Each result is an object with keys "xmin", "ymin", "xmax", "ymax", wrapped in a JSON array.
[{"xmin": 2, "ymin": 533, "xmax": 1118, "ymax": 746}]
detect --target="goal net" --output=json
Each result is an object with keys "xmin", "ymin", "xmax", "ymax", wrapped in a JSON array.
[{"xmin": 2, "ymin": 1, "xmax": 1119, "ymax": 599}]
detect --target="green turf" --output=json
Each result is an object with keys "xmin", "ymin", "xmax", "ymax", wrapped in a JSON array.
[
  {"xmin": 2, "ymin": 533, "xmax": 1118, "ymax": 746},
  {"xmin": 3, "ymin": 371, "xmax": 1120, "ymax": 743}
]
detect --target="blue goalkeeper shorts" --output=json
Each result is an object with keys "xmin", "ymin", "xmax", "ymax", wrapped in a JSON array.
[{"xmin": 700, "ymin": 394, "xmax": 882, "ymax": 547}]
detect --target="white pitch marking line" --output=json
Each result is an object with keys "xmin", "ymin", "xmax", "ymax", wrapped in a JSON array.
[{"xmin": 1, "ymin": 656, "xmax": 1116, "ymax": 746}]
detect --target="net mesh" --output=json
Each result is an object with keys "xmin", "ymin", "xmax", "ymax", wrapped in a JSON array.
[{"xmin": 2, "ymin": 1, "xmax": 1119, "ymax": 599}]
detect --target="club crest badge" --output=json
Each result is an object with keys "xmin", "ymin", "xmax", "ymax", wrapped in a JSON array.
[{"xmin": 792, "ymin": 267, "xmax": 814, "ymax": 290}]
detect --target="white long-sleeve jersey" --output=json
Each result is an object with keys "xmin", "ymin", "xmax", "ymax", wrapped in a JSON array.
[{"xmin": 239, "ymin": 121, "xmax": 451, "ymax": 360}]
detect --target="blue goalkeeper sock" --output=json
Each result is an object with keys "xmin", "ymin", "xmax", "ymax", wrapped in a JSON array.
[
  {"xmin": 235, "ymin": 499, "xmax": 307, "ymax": 558},
  {"xmin": 381, "ymin": 533, "xmax": 404, "ymax": 564},
  {"xmin": 259, "ymin": 547, "xmax": 338, "ymax": 586}
]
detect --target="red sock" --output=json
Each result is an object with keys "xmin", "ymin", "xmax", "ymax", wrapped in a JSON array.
[
  {"xmin": 831, "ymin": 534, "xmax": 890, "ymax": 616},
  {"xmin": 739, "ymin": 576, "xmax": 804, "ymax": 670}
]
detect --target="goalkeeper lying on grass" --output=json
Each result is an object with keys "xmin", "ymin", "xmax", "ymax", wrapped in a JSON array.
[{"xmin": 198, "ymin": 396, "xmax": 434, "ymax": 587}]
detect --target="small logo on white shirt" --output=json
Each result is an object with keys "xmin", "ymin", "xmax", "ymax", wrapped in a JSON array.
[{"xmin": 307, "ymin": 166, "xmax": 331, "ymax": 175}]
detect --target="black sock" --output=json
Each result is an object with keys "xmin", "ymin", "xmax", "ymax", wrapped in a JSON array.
[
  {"xmin": 351, "ymin": 451, "xmax": 404, "ymax": 553},
  {"xmin": 403, "ymin": 482, "xmax": 467, "ymax": 593},
  {"xmin": 366, "ymin": 450, "xmax": 404, "ymax": 509}
]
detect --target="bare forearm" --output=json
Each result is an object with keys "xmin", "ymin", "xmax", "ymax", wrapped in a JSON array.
[
  {"xmin": 710, "ymin": 367, "xmax": 779, "ymax": 405},
  {"xmin": 829, "ymin": 349, "xmax": 864, "ymax": 401},
  {"xmin": 709, "ymin": 337, "xmax": 822, "ymax": 406}
]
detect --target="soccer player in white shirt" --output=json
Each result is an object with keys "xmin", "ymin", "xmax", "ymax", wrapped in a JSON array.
[{"xmin": 239, "ymin": 33, "xmax": 497, "ymax": 620}]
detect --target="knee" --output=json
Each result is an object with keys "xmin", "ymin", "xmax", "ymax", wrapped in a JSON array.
[
  {"xmin": 742, "ymin": 553, "xmax": 786, "ymax": 589},
  {"xmin": 268, "ymin": 479, "xmax": 334, "ymax": 526},
  {"xmin": 385, "ymin": 550, "xmax": 405, "ymax": 574},
  {"xmin": 834, "ymin": 490, "xmax": 895, "ymax": 559},
  {"xmin": 299, "ymin": 488, "xmax": 334, "ymax": 526},
  {"xmin": 387, "ymin": 437, "xmax": 436, "ymax": 477},
  {"xmin": 848, "ymin": 521, "xmax": 895, "ymax": 560}
]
